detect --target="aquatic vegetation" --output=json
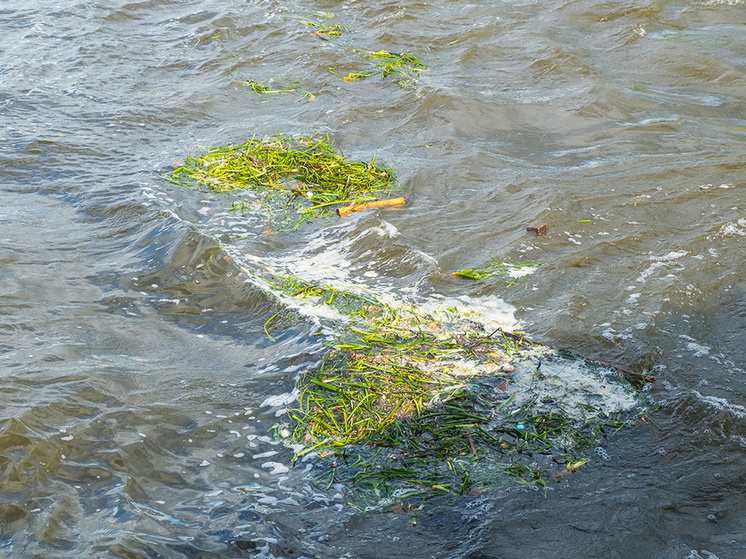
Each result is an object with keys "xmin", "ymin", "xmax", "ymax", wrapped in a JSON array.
[
  {"xmin": 193, "ymin": 33, "xmax": 221, "ymax": 47},
  {"xmin": 267, "ymin": 273, "xmax": 651, "ymax": 505},
  {"xmin": 267, "ymin": 272, "xmax": 383, "ymax": 318},
  {"xmin": 167, "ymin": 133, "xmax": 650, "ymax": 507},
  {"xmin": 453, "ymin": 257, "xmax": 542, "ymax": 285},
  {"xmin": 343, "ymin": 50, "xmax": 428, "ymax": 88},
  {"xmin": 236, "ymin": 78, "xmax": 315, "ymax": 100},
  {"xmin": 166, "ymin": 135, "xmax": 397, "ymax": 228},
  {"xmin": 300, "ymin": 19, "xmax": 348, "ymax": 37}
]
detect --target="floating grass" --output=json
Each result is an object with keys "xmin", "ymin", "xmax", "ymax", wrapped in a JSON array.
[
  {"xmin": 300, "ymin": 19, "xmax": 348, "ymax": 37},
  {"xmin": 343, "ymin": 50, "xmax": 428, "ymax": 88},
  {"xmin": 166, "ymin": 132, "xmax": 651, "ymax": 507},
  {"xmin": 236, "ymin": 78, "xmax": 315, "ymax": 100},
  {"xmin": 266, "ymin": 272, "xmax": 386, "ymax": 318},
  {"xmin": 453, "ymin": 257, "xmax": 542, "ymax": 286},
  {"xmin": 167, "ymin": 135, "xmax": 397, "ymax": 228},
  {"xmin": 273, "ymin": 278, "xmax": 651, "ymax": 505}
]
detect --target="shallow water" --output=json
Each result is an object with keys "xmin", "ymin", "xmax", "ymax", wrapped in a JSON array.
[{"xmin": 1, "ymin": 0, "xmax": 745, "ymax": 557}]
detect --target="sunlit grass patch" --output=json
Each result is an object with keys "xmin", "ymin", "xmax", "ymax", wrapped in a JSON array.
[
  {"xmin": 453, "ymin": 257, "xmax": 542, "ymax": 285},
  {"xmin": 343, "ymin": 50, "xmax": 428, "ymax": 88},
  {"xmin": 236, "ymin": 78, "xmax": 316, "ymax": 100},
  {"xmin": 273, "ymin": 278, "xmax": 651, "ymax": 505},
  {"xmin": 300, "ymin": 19, "xmax": 348, "ymax": 37},
  {"xmin": 166, "ymin": 135, "xmax": 397, "ymax": 228}
]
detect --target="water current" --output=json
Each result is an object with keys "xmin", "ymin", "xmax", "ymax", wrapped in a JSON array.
[{"xmin": 1, "ymin": 0, "xmax": 745, "ymax": 557}]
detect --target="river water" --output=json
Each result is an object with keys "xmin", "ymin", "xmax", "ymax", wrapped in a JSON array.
[{"xmin": 1, "ymin": 0, "xmax": 745, "ymax": 557}]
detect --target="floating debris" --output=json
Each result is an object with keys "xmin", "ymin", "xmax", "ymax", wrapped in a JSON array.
[
  {"xmin": 259, "ymin": 271, "xmax": 651, "ymax": 504},
  {"xmin": 166, "ymin": 135, "xmax": 397, "ymax": 228},
  {"xmin": 526, "ymin": 222, "xmax": 548, "ymax": 235},
  {"xmin": 337, "ymin": 196, "xmax": 406, "ymax": 217},
  {"xmin": 453, "ymin": 257, "xmax": 541, "ymax": 285},
  {"xmin": 343, "ymin": 50, "xmax": 428, "ymax": 88},
  {"xmin": 236, "ymin": 78, "xmax": 315, "ymax": 100},
  {"xmin": 300, "ymin": 19, "xmax": 348, "ymax": 37}
]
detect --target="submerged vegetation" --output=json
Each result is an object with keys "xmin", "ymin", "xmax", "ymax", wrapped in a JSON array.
[
  {"xmin": 257, "ymin": 270, "xmax": 652, "ymax": 506},
  {"xmin": 300, "ymin": 19, "xmax": 348, "ymax": 37},
  {"xmin": 236, "ymin": 78, "xmax": 315, "ymax": 100},
  {"xmin": 166, "ymin": 132, "xmax": 651, "ymax": 506},
  {"xmin": 343, "ymin": 50, "xmax": 428, "ymax": 87},
  {"xmin": 166, "ymin": 133, "xmax": 651, "ymax": 505},
  {"xmin": 166, "ymin": 135, "xmax": 397, "ymax": 228},
  {"xmin": 453, "ymin": 257, "xmax": 542, "ymax": 285}
]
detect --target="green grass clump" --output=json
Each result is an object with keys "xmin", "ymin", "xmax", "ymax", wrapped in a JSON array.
[
  {"xmin": 343, "ymin": 50, "xmax": 428, "ymax": 88},
  {"xmin": 166, "ymin": 135, "xmax": 396, "ymax": 227},
  {"xmin": 237, "ymin": 78, "xmax": 315, "ymax": 100},
  {"xmin": 300, "ymin": 19, "xmax": 348, "ymax": 36},
  {"xmin": 268, "ymin": 273, "xmax": 385, "ymax": 317},
  {"xmin": 453, "ymin": 258, "xmax": 542, "ymax": 286},
  {"xmin": 279, "ymin": 289, "xmax": 649, "ymax": 504}
]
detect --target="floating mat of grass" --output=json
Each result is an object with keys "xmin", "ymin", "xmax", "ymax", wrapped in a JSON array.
[
  {"xmin": 300, "ymin": 19, "xmax": 348, "ymax": 37},
  {"xmin": 453, "ymin": 257, "xmax": 542, "ymax": 285},
  {"xmin": 166, "ymin": 135, "xmax": 397, "ymax": 227},
  {"xmin": 269, "ymin": 275, "xmax": 652, "ymax": 507},
  {"xmin": 343, "ymin": 50, "xmax": 428, "ymax": 87},
  {"xmin": 165, "ymin": 135, "xmax": 652, "ymax": 506},
  {"xmin": 236, "ymin": 78, "xmax": 315, "ymax": 100}
]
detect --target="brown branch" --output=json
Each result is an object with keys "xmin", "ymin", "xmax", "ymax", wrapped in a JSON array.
[{"xmin": 337, "ymin": 197, "xmax": 405, "ymax": 217}]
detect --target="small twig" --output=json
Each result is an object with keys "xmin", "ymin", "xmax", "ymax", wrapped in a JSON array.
[
  {"xmin": 337, "ymin": 197, "xmax": 405, "ymax": 217},
  {"xmin": 467, "ymin": 433, "xmax": 478, "ymax": 458}
]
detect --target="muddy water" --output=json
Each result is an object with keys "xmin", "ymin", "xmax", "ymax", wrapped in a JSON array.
[{"xmin": 1, "ymin": 0, "xmax": 745, "ymax": 557}]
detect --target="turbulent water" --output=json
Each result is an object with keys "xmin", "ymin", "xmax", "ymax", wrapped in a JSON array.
[{"xmin": 1, "ymin": 0, "xmax": 745, "ymax": 557}]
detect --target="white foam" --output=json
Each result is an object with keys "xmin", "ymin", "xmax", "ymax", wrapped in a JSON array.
[
  {"xmin": 508, "ymin": 350, "xmax": 638, "ymax": 420},
  {"xmin": 372, "ymin": 220, "xmax": 399, "ymax": 238},
  {"xmin": 626, "ymin": 293, "xmax": 641, "ymax": 304},
  {"xmin": 719, "ymin": 218, "xmax": 746, "ymax": 237},
  {"xmin": 253, "ymin": 451, "xmax": 279, "ymax": 459},
  {"xmin": 652, "ymin": 250, "xmax": 688, "ymax": 262},
  {"xmin": 694, "ymin": 392, "xmax": 746, "ymax": 420},
  {"xmin": 686, "ymin": 342, "xmax": 711, "ymax": 357},
  {"xmin": 507, "ymin": 264, "xmax": 540, "ymax": 278},
  {"xmin": 415, "ymin": 295, "xmax": 518, "ymax": 334},
  {"xmin": 261, "ymin": 389, "xmax": 299, "ymax": 408},
  {"xmin": 637, "ymin": 251, "xmax": 688, "ymax": 283},
  {"xmin": 261, "ymin": 461, "xmax": 290, "ymax": 475}
]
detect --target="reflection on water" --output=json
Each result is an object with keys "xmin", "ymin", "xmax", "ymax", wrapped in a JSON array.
[{"xmin": 1, "ymin": 0, "xmax": 745, "ymax": 557}]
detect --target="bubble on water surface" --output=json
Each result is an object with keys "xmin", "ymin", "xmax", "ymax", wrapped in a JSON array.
[
  {"xmin": 261, "ymin": 462, "xmax": 290, "ymax": 475},
  {"xmin": 594, "ymin": 447, "xmax": 611, "ymax": 462},
  {"xmin": 260, "ymin": 389, "xmax": 299, "ymax": 408}
]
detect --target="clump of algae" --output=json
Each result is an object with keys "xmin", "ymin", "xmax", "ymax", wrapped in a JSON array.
[
  {"xmin": 166, "ymin": 135, "xmax": 396, "ymax": 228},
  {"xmin": 258, "ymin": 270, "xmax": 652, "ymax": 508},
  {"xmin": 236, "ymin": 78, "xmax": 315, "ymax": 100},
  {"xmin": 165, "ymin": 133, "xmax": 651, "ymax": 508},
  {"xmin": 453, "ymin": 257, "xmax": 542, "ymax": 285},
  {"xmin": 343, "ymin": 50, "xmax": 428, "ymax": 88}
]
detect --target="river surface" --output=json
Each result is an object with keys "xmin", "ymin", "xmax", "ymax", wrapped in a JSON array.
[{"xmin": 1, "ymin": 0, "xmax": 745, "ymax": 557}]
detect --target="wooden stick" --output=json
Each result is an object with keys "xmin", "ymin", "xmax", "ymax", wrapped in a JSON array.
[
  {"xmin": 337, "ymin": 197, "xmax": 405, "ymax": 217},
  {"xmin": 526, "ymin": 222, "xmax": 548, "ymax": 235},
  {"xmin": 467, "ymin": 433, "xmax": 478, "ymax": 458}
]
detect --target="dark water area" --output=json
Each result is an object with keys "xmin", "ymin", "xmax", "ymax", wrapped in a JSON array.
[{"xmin": 1, "ymin": 0, "xmax": 745, "ymax": 557}]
